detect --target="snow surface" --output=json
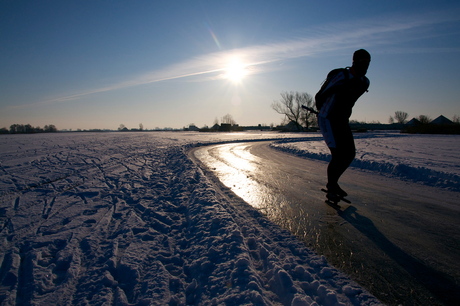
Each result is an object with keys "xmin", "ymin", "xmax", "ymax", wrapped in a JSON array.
[
  {"xmin": 0, "ymin": 132, "xmax": 382, "ymax": 305},
  {"xmin": 272, "ymin": 133, "xmax": 460, "ymax": 192}
]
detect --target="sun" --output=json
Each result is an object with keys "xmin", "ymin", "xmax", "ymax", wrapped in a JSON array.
[{"xmin": 223, "ymin": 57, "xmax": 249, "ymax": 84}]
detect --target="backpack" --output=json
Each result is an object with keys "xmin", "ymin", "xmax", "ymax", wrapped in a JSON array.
[{"xmin": 315, "ymin": 68, "xmax": 349, "ymax": 110}]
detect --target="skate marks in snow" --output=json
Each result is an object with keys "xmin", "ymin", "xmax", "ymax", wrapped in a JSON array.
[
  {"xmin": 0, "ymin": 134, "xmax": 181, "ymax": 304},
  {"xmin": 0, "ymin": 133, "xmax": 380, "ymax": 305}
]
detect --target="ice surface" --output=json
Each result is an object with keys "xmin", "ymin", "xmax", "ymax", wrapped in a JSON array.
[
  {"xmin": 272, "ymin": 133, "xmax": 460, "ymax": 192},
  {"xmin": 0, "ymin": 132, "xmax": 381, "ymax": 305}
]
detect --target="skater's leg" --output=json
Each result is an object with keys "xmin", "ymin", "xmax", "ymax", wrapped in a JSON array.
[
  {"xmin": 319, "ymin": 116, "xmax": 356, "ymax": 195},
  {"xmin": 326, "ymin": 122, "xmax": 355, "ymax": 195},
  {"xmin": 327, "ymin": 147, "xmax": 355, "ymax": 193}
]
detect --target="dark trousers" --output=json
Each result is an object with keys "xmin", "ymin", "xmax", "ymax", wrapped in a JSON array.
[{"xmin": 319, "ymin": 117, "xmax": 356, "ymax": 186}]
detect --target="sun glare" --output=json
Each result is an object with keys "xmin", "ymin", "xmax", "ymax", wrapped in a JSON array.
[{"xmin": 223, "ymin": 57, "xmax": 249, "ymax": 83}]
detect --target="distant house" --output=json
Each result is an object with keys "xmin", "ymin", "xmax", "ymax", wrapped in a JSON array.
[
  {"xmin": 276, "ymin": 121, "xmax": 304, "ymax": 132},
  {"xmin": 403, "ymin": 115, "xmax": 460, "ymax": 134},
  {"xmin": 406, "ymin": 118, "xmax": 421, "ymax": 126},
  {"xmin": 430, "ymin": 115, "xmax": 453, "ymax": 125},
  {"xmin": 210, "ymin": 123, "xmax": 220, "ymax": 131},
  {"xmin": 219, "ymin": 123, "xmax": 232, "ymax": 132},
  {"xmin": 184, "ymin": 124, "xmax": 200, "ymax": 131}
]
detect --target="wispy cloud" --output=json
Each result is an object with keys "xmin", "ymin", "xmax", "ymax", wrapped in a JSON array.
[{"xmin": 14, "ymin": 7, "xmax": 460, "ymax": 109}]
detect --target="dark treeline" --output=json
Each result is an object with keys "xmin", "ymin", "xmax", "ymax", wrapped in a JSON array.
[
  {"xmin": 403, "ymin": 124, "xmax": 460, "ymax": 135},
  {"xmin": 0, "ymin": 124, "xmax": 58, "ymax": 134}
]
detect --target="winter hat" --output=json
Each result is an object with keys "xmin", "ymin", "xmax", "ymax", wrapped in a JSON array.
[{"xmin": 353, "ymin": 49, "xmax": 371, "ymax": 62}]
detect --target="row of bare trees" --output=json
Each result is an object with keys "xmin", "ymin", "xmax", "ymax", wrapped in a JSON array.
[
  {"xmin": 0, "ymin": 124, "xmax": 58, "ymax": 134},
  {"xmin": 389, "ymin": 112, "xmax": 460, "ymax": 124},
  {"xmin": 388, "ymin": 111, "xmax": 432, "ymax": 124},
  {"xmin": 210, "ymin": 114, "xmax": 237, "ymax": 127},
  {"xmin": 272, "ymin": 92, "xmax": 459, "ymax": 130}
]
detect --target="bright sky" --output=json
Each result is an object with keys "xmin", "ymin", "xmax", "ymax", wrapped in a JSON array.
[{"xmin": 1, "ymin": 0, "xmax": 460, "ymax": 130}]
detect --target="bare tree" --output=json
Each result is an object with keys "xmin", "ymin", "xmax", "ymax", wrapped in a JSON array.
[
  {"xmin": 389, "ymin": 111, "xmax": 409, "ymax": 124},
  {"xmin": 44, "ymin": 124, "xmax": 57, "ymax": 132},
  {"xmin": 272, "ymin": 91, "xmax": 315, "ymax": 130},
  {"xmin": 298, "ymin": 92, "xmax": 316, "ymax": 129},
  {"xmin": 221, "ymin": 114, "xmax": 236, "ymax": 125},
  {"xmin": 418, "ymin": 115, "xmax": 432, "ymax": 124}
]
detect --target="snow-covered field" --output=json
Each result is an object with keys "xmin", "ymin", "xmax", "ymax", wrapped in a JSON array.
[
  {"xmin": 1, "ymin": 131, "xmax": 457, "ymax": 305},
  {"xmin": 0, "ymin": 131, "xmax": 380, "ymax": 306}
]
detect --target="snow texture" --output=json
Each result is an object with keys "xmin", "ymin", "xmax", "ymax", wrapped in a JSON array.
[
  {"xmin": 272, "ymin": 133, "xmax": 460, "ymax": 192},
  {"xmin": 0, "ymin": 132, "xmax": 381, "ymax": 305}
]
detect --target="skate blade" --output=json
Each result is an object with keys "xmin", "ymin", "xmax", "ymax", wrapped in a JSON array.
[
  {"xmin": 321, "ymin": 188, "xmax": 351, "ymax": 204},
  {"xmin": 325, "ymin": 199, "xmax": 341, "ymax": 209}
]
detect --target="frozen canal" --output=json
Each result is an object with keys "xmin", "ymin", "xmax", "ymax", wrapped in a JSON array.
[{"xmin": 193, "ymin": 140, "xmax": 460, "ymax": 305}]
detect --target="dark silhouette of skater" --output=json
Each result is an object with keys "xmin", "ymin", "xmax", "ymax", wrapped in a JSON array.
[{"xmin": 315, "ymin": 49, "xmax": 371, "ymax": 196}]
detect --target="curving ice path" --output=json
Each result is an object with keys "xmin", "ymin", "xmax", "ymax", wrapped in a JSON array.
[{"xmin": 193, "ymin": 141, "xmax": 460, "ymax": 305}]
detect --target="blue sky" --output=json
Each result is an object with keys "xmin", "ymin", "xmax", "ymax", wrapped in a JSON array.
[{"xmin": 1, "ymin": 0, "xmax": 460, "ymax": 130}]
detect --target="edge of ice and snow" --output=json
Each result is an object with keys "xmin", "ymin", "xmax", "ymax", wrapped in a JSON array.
[
  {"xmin": 270, "ymin": 133, "xmax": 460, "ymax": 192},
  {"xmin": 0, "ymin": 132, "xmax": 382, "ymax": 305},
  {"xmin": 3, "ymin": 131, "xmax": 458, "ymax": 305}
]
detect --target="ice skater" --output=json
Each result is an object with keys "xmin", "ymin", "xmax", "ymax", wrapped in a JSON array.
[{"xmin": 315, "ymin": 49, "xmax": 371, "ymax": 199}]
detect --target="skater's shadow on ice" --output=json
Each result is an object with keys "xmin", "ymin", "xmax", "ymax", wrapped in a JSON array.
[{"xmin": 338, "ymin": 206, "xmax": 460, "ymax": 305}]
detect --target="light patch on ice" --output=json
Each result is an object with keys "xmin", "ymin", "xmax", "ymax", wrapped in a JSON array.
[{"xmin": 194, "ymin": 143, "xmax": 276, "ymax": 208}]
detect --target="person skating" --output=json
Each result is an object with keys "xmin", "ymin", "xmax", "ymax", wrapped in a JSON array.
[{"xmin": 315, "ymin": 49, "xmax": 371, "ymax": 198}]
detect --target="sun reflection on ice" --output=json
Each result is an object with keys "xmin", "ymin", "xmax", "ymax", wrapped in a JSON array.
[
  {"xmin": 194, "ymin": 142, "xmax": 327, "ymax": 251},
  {"xmin": 194, "ymin": 143, "xmax": 272, "ymax": 208}
]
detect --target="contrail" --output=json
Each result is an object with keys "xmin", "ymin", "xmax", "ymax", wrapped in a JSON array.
[{"xmin": 13, "ymin": 7, "xmax": 460, "ymax": 109}]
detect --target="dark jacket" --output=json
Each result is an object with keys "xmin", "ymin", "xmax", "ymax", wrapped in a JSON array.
[{"xmin": 315, "ymin": 68, "xmax": 369, "ymax": 121}]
